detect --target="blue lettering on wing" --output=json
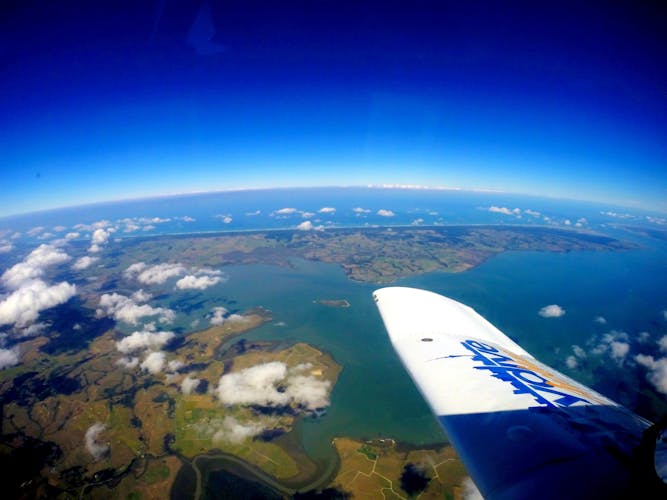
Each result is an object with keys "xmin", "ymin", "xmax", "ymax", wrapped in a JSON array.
[{"xmin": 461, "ymin": 340, "xmax": 589, "ymax": 408}]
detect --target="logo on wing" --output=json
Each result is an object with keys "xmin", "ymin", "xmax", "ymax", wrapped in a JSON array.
[{"xmin": 461, "ymin": 339, "xmax": 605, "ymax": 409}]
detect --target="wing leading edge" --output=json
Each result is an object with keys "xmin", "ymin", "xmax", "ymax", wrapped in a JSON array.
[{"xmin": 373, "ymin": 287, "xmax": 662, "ymax": 499}]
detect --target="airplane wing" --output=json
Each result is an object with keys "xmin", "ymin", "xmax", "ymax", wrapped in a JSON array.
[{"xmin": 373, "ymin": 286, "xmax": 665, "ymax": 499}]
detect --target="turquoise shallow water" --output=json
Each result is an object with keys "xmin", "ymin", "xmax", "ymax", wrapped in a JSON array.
[{"xmin": 161, "ymin": 235, "xmax": 667, "ymax": 463}]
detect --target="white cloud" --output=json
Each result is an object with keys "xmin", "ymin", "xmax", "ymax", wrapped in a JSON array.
[
  {"xmin": 132, "ymin": 289, "xmax": 152, "ymax": 303},
  {"xmin": 538, "ymin": 304, "xmax": 565, "ymax": 318},
  {"xmin": 212, "ymin": 416, "xmax": 266, "ymax": 444},
  {"xmin": 215, "ymin": 214, "xmax": 233, "ymax": 224},
  {"xmin": 594, "ymin": 316, "xmax": 607, "ymax": 325},
  {"xmin": 72, "ymin": 256, "xmax": 99, "ymax": 271},
  {"xmin": 65, "ymin": 232, "xmax": 80, "ymax": 240},
  {"xmin": 116, "ymin": 329, "xmax": 175, "ymax": 354},
  {"xmin": 353, "ymin": 207, "xmax": 370, "ymax": 214},
  {"xmin": 246, "ymin": 210, "xmax": 261, "ymax": 216},
  {"xmin": 2, "ymin": 244, "xmax": 71, "ymax": 289},
  {"xmin": 658, "ymin": 335, "xmax": 667, "ymax": 353},
  {"xmin": 0, "ymin": 243, "xmax": 13, "ymax": 253},
  {"xmin": 639, "ymin": 331, "xmax": 651, "ymax": 343},
  {"xmin": 90, "ymin": 228, "xmax": 110, "ymax": 246},
  {"xmin": 210, "ymin": 306, "xmax": 228, "ymax": 326},
  {"xmin": 377, "ymin": 209, "xmax": 395, "ymax": 217},
  {"xmin": 318, "ymin": 207, "xmax": 336, "ymax": 214},
  {"xmin": 27, "ymin": 226, "xmax": 45, "ymax": 237},
  {"xmin": 565, "ymin": 355, "xmax": 578, "ymax": 369},
  {"xmin": 181, "ymin": 375, "xmax": 201, "ymax": 395},
  {"xmin": 116, "ymin": 356, "xmax": 140, "ymax": 369},
  {"xmin": 488, "ymin": 206, "xmax": 515, "ymax": 216},
  {"xmin": 96, "ymin": 293, "xmax": 175, "ymax": 325},
  {"xmin": 168, "ymin": 359, "xmax": 185, "ymax": 372},
  {"xmin": 141, "ymin": 351, "xmax": 167, "ymax": 374},
  {"xmin": 85, "ymin": 423, "xmax": 109, "ymax": 460},
  {"xmin": 216, "ymin": 361, "xmax": 330, "ymax": 412},
  {"xmin": 609, "ymin": 341, "xmax": 630, "ymax": 363},
  {"xmin": 16, "ymin": 321, "xmax": 48, "ymax": 338},
  {"xmin": 124, "ymin": 262, "xmax": 186, "ymax": 285},
  {"xmin": 0, "ymin": 347, "xmax": 20, "ymax": 369},
  {"xmin": 297, "ymin": 221, "xmax": 313, "ymax": 231},
  {"xmin": 176, "ymin": 274, "xmax": 222, "ymax": 290},
  {"xmin": 572, "ymin": 345, "xmax": 586, "ymax": 359},
  {"xmin": 461, "ymin": 477, "xmax": 483, "ymax": 500},
  {"xmin": 274, "ymin": 208, "xmax": 297, "ymax": 215},
  {"xmin": 635, "ymin": 354, "xmax": 667, "ymax": 394},
  {"xmin": 0, "ymin": 280, "xmax": 76, "ymax": 327},
  {"xmin": 181, "ymin": 216, "xmax": 196, "ymax": 222},
  {"xmin": 524, "ymin": 209, "xmax": 541, "ymax": 217}
]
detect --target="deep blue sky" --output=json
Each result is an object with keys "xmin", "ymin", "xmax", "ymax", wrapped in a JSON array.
[{"xmin": 1, "ymin": 1, "xmax": 666, "ymax": 216}]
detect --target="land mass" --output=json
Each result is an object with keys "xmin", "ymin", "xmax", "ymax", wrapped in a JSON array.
[{"xmin": 116, "ymin": 225, "xmax": 636, "ymax": 284}]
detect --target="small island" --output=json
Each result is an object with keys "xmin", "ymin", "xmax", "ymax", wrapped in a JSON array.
[{"xmin": 314, "ymin": 299, "xmax": 351, "ymax": 308}]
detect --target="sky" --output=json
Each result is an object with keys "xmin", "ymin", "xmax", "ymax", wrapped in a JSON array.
[{"xmin": 1, "ymin": 0, "xmax": 666, "ymax": 217}]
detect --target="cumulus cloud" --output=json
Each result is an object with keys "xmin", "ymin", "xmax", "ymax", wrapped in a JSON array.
[
  {"xmin": 297, "ymin": 221, "xmax": 314, "ymax": 231},
  {"xmin": 96, "ymin": 293, "xmax": 175, "ymax": 325},
  {"xmin": 353, "ymin": 207, "xmax": 370, "ymax": 214},
  {"xmin": 524, "ymin": 209, "xmax": 541, "ymax": 217},
  {"xmin": 0, "ymin": 242, "xmax": 13, "ymax": 253},
  {"xmin": 85, "ymin": 423, "xmax": 109, "ymax": 460},
  {"xmin": 274, "ymin": 208, "xmax": 297, "ymax": 215},
  {"xmin": 635, "ymin": 354, "xmax": 667, "ymax": 394},
  {"xmin": 377, "ymin": 209, "xmax": 395, "ymax": 217},
  {"xmin": 141, "ymin": 351, "xmax": 167, "ymax": 374},
  {"xmin": 210, "ymin": 307, "xmax": 228, "ymax": 326},
  {"xmin": 27, "ymin": 226, "xmax": 45, "ymax": 237},
  {"xmin": 565, "ymin": 356, "xmax": 578, "ymax": 369},
  {"xmin": 88, "ymin": 228, "xmax": 110, "ymax": 253},
  {"xmin": 0, "ymin": 347, "xmax": 20, "ymax": 369},
  {"xmin": 116, "ymin": 329, "xmax": 175, "ymax": 354},
  {"xmin": 609, "ymin": 341, "xmax": 630, "ymax": 363},
  {"xmin": 168, "ymin": 359, "xmax": 185, "ymax": 372},
  {"xmin": 65, "ymin": 232, "xmax": 80, "ymax": 240},
  {"xmin": 2, "ymin": 244, "xmax": 71, "ymax": 289},
  {"xmin": 181, "ymin": 375, "xmax": 201, "ymax": 394},
  {"xmin": 538, "ymin": 304, "xmax": 565, "ymax": 318},
  {"xmin": 125, "ymin": 262, "xmax": 223, "ymax": 291},
  {"xmin": 0, "ymin": 280, "xmax": 76, "ymax": 327},
  {"xmin": 318, "ymin": 207, "xmax": 336, "ymax": 214},
  {"xmin": 176, "ymin": 273, "xmax": 223, "ymax": 290},
  {"xmin": 124, "ymin": 262, "xmax": 186, "ymax": 285},
  {"xmin": 489, "ymin": 206, "xmax": 521, "ymax": 216},
  {"xmin": 594, "ymin": 316, "xmax": 607, "ymax": 325},
  {"xmin": 117, "ymin": 356, "xmax": 140, "ymax": 369},
  {"xmin": 72, "ymin": 256, "xmax": 99, "ymax": 271},
  {"xmin": 212, "ymin": 416, "xmax": 267, "ymax": 444},
  {"xmin": 216, "ymin": 361, "xmax": 331, "ymax": 412},
  {"xmin": 658, "ymin": 335, "xmax": 667, "ymax": 353},
  {"xmin": 215, "ymin": 214, "xmax": 233, "ymax": 224}
]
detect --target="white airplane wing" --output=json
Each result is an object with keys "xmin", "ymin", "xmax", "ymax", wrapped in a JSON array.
[{"xmin": 373, "ymin": 286, "xmax": 665, "ymax": 499}]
